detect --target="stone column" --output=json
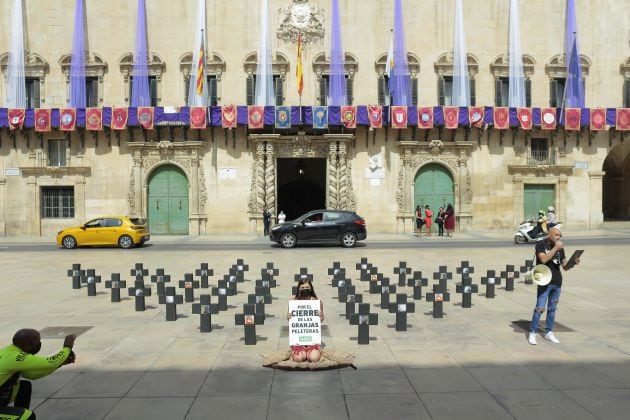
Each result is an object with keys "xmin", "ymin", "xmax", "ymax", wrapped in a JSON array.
[
  {"xmin": 132, "ymin": 151, "xmax": 143, "ymax": 216},
  {"xmin": 75, "ymin": 177, "xmax": 86, "ymax": 222},
  {"xmin": 26, "ymin": 178, "xmax": 38, "ymax": 236},
  {"xmin": 327, "ymin": 142, "xmax": 339, "ymax": 209},
  {"xmin": 512, "ymin": 175, "xmax": 524, "ymax": 226},
  {"xmin": 399, "ymin": 148, "xmax": 413, "ymax": 233},
  {"xmin": 0, "ymin": 178, "xmax": 6, "ymax": 236},
  {"xmin": 265, "ymin": 143, "xmax": 276, "ymax": 213},
  {"xmin": 558, "ymin": 174, "xmax": 568, "ymax": 225},
  {"xmin": 190, "ymin": 153, "xmax": 200, "ymax": 214},
  {"xmin": 588, "ymin": 170, "xmax": 605, "ymax": 227},
  {"xmin": 338, "ymin": 141, "xmax": 354, "ymax": 210},
  {"xmin": 457, "ymin": 156, "xmax": 470, "ymax": 231}
]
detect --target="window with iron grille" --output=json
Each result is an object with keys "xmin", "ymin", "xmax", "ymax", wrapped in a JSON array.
[
  {"xmin": 48, "ymin": 139, "xmax": 67, "ymax": 167},
  {"xmin": 41, "ymin": 187, "xmax": 74, "ymax": 218}
]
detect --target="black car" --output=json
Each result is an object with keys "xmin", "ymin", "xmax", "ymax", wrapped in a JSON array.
[{"xmin": 270, "ymin": 210, "xmax": 367, "ymax": 248}]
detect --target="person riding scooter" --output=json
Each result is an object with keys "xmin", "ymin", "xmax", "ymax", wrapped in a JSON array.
[
  {"xmin": 547, "ymin": 206, "xmax": 556, "ymax": 227},
  {"xmin": 531, "ymin": 210, "xmax": 548, "ymax": 238}
]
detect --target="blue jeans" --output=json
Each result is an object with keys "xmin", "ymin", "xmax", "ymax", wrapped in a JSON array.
[{"xmin": 529, "ymin": 284, "xmax": 561, "ymax": 333}]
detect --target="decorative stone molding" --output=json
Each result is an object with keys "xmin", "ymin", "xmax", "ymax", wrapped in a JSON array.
[
  {"xmin": 19, "ymin": 166, "xmax": 91, "ymax": 177},
  {"xmin": 545, "ymin": 54, "xmax": 591, "ymax": 78},
  {"xmin": 247, "ymin": 133, "xmax": 356, "ymax": 231},
  {"xmin": 277, "ymin": 0, "xmax": 325, "ymax": 45},
  {"xmin": 396, "ymin": 140, "xmax": 474, "ymax": 233},
  {"xmin": 375, "ymin": 52, "xmax": 420, "ymax": 77},
  {"xmin": 118, "ymin": 52, "xmax": 166, "ymax": 104},
  {"xmin": 0, "ymin": 51, "xmax": 49, "ymax": 104},
  {"xmin": 244, "ymin": 51, "xmax": 290, "ymax": 78},
  {"xmin": 59, "ymin": 52, "xmax": 108, "ymax": 105},
  {"xmin": 179, "ymin": 51, "xmax": 226, "ymax": 104},
  {"xmin": 621, "ymin": 57, "xmax": 630, "ymax": 79},
  {"xmin": 490, "ymin": 54, "xmax": 535, "ymax": 78},
  {"xmin": 434, "ymin": 52, "xmax": 479, "ymax": 78},
  {"xmin": 126, "ymin": 141, "xmax": 207, "ymax": 233},
  {"xmin": 313, "ymin": 52, "xmax": 359, "ymax": 77}
]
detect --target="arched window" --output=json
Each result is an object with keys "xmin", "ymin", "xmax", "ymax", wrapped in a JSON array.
[
  {"xmin": 434, "ymin": 52, "xmax": 479, "ymax": 106},
  {"xmin": 0, "ymin": 51, "xmax": 49, "ymax": 108},
  {"xmin": 489, "ymin": 54, "xmax": 535, "ymax": 107},
  {"xmin": 59, "ymin": 52, "xmax": 108, "ymax": 107},
  {"xmin": 243, "ymin": 52, "xmax": 289, "ymax": 106},
  {"xmin": 179, "ymin": 52, "xmax": 226, "ymax": 106},
  {"xmin": 545, "ymin": 54, "xmax": 591, "ymax": 108},
  {"xmin": 374, "ymin": 53, "xmax": 420, "ymax": 106},
  {"xmin": 621, "ymin": 57, "xmax": 630, "ymax": 108},
  {"xmin": 118, "ymin": 52, "xmax": 166, "ymax": 106},
  {"xmin": 312, "ymin": 52, "xmax": 359, "ymax": 105}
]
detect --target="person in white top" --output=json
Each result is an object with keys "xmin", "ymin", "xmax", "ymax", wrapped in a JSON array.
[{"xmin": 278, "ymin": 211, "xmax": 286, "ymax": 223}]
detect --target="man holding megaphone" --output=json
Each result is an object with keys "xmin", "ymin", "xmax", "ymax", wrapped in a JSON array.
[{"xmin": 527, "ymin": 227, "xmax": 580, "ymax": 345}]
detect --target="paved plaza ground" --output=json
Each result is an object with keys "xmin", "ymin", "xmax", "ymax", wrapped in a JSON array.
[{"xmin": 1, "ymin": 228, "xmax": 629, "ymax": 419}]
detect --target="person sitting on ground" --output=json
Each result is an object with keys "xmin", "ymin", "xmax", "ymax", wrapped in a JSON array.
[
  {"xmin": 0, "ymin": 329, "xmax": 77, "ymax": 420},
  {"xmin": 286, "ymin": 279, "xmax": 324, "ymax": 363}
]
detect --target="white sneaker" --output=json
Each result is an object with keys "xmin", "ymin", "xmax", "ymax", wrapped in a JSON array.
[
  {"xmin": 544, "ymin": 331, "xmax": 560, "ymax": 344},
  {"xmin": 527, "ymin": 332, "xmax": 537, "ymax": 345}
]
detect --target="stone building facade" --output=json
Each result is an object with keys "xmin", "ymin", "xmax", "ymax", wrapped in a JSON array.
[{"xmin": 0, "ymin": 0, "xmax": 628, "ymax": 237}]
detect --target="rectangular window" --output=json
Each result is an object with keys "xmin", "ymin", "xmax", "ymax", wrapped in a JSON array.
[
  {"xmin": 129, "ymin": 75, "xmax": 158, "ymax": 106},
  {"xmin": 41, "ymin": 187, "xmax": 75, "ymax": 218},
  {"xmin": 530, "ymin": 138, "xmax": 551, "ymax": 164},
  {"xmin": 85, "ymin": 77, "xmax": 99, "ymax": 108},
  {"xmin": 48, "ymin": 139, "xmax": 67, "ymax": 167},
  {"xmin": 318, "ymin": 75, "xmax": 352, "ymax": 106},
  {"xmin": 495, "ymin": 77, "xmax": 509, "ymax": 107},
  {"xmin": 624, "ymin": 79, "xmax": 630, "ymax": 108},
  {"xmin": 208, "ymin": 75, "xmax": 218, "ymax": 106},
  {"xmin": 549, "ymin": 77, "xmax": 566, "ymax": 108},
  {"xmin": 437, "ymin": 76, "xmax": 453, "ymax": 106},
  {"xmin": 25, "ymin": 77, "xmax": 41, "ymax": 108},
  {"xmin": 377, "ymin": 76, "xmax": 388, "ymax": 106},
  {"xmin": 246, "ymin": 75, "xmax": 281, "ymax": 106},
  {"xmin": 411, "ymin": 78, "xmax": 419, "ymax": 106}
]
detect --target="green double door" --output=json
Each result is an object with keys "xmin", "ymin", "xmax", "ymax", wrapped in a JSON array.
[
  {"xmin": 414, "ymin": 164, "xmax": 454, "ymax": 230},
  {"xmin": 524, "ymin": 184, "xmax": 555, "ymax": 221},
  {"xmin": 148, "ymin": 165, "xmax": 189, "ymax": 235}
]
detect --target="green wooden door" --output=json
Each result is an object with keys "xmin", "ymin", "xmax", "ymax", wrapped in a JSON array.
[
  {"xmin": 524, "ymin": 184, "xmax": 555, "ymax": 221},
  {"xmin": 414, "ymin": 164, "xmax": 454, "ymax": 231},
  {"xmin": 148, "ymin": 165, "xmax": 189, "ymax": 235}
]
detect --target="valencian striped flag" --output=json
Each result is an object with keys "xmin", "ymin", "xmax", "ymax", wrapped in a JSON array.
[
  {"xmin": 296, "ymin": 32, "xmax": 304, "ymax": 97},
  {"xmin": 196, "ymin": 33, "xmax": 205, "ymax": 96}
]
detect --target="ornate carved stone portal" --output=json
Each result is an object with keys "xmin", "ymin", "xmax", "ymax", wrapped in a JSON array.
[
  {"xmin": 396, "ymin": 140, "xmax": 474, "ymax": 233},
  {"xmin": 248, "ymin": 133, "xmax": 356, "ymax": 232},
  {"xmin": 127, "ymin": 141, "xmax": 208, "ymax": 235}
]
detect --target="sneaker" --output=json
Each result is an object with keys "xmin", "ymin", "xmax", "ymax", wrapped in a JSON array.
[
  {"xmin": 544, "ymin": 331, "xmax": 560, "ymax": 344},
  {"xmin": 527, "ymin": 332, "xmax": 537, "ymax": 345}
]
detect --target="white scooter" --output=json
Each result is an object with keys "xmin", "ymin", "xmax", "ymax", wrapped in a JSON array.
[{"xmin": 514, "ymin": 219, "xmax": 562, "ymax": 244}]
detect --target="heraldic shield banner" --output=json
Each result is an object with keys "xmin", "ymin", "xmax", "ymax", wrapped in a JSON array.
[
  {"xmin": 391, "ymin": 106, "xmax": 407, "ymax": 129},
  {"xmin": 190, "ymin": 106, "xmax": 207, "ymax": 129},
  {"xmin": 35, "ymin": 109, "xmax": 51, "ymax": 132},
  {"xmin": 313, "ymin": 106, "xmax": 328, "ymax": 129},
  {"xmin": 86, "ymin": 108, "xmax": 103, "ymax": 131},
  {"xmin": 417, "ymin": 107, "xmax": 433, "ymax": 129},
  {"xmin": 275, "ymin": 106, "xmax": 291, "ymax": 129},
  {"xmin": 221, "ymin": 105, "xmax": 237, "ymax": 128},
  {"xmin": 368, "ymin": 105, "xmax": 382, "ymax": 129},
  {"xmin": 60, "ymin": 108, "xmax": 76, "ymax": 131},
  {"xmin": 111, "ymin": 107, "xmax": 128, "ymax": 130}
]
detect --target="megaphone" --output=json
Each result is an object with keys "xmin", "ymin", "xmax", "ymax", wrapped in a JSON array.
[{"xmin": 524, "ymin": 264, "xmax": 552, "ymax": 286}]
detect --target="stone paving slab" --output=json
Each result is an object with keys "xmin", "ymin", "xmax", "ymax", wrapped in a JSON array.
[{"xmin": 1, "ymin": 237, "xmax": 629, "ymax": 418}]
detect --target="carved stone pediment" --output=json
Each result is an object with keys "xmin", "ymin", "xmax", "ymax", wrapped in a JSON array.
[{"xmin": 277, "ymin": 0, "xmax": 325, "ymax": 45}]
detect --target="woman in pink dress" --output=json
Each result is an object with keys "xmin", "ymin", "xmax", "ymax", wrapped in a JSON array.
[{"xmin": 424, "ymin": 205, "xmax": 433, "ymax": 237}]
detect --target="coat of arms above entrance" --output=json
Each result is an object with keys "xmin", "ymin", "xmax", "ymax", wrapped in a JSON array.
[{"xmin": 277, "ymin": 0, "xmax": 325, "ymax": 44}]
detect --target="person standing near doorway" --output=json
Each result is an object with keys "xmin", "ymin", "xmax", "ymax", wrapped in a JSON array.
[
  {"xmin": 262, "ymin": 208, "xmax": 272, "ymax": 236},
  {"xmin": 436, "ymin": 207, "xmax": 445, "ymax": 236},
  {"xmin": 278, "ymin": 211, "xmax": 286, "ymax": 224},
  {"xmin": 444, "ymin": 203, "xmax": 455, "ymax": 237},
  {"xmin": 415, "ymin": 205, "xmax": 424, "ymax": 237},
  {"xmin": 424, "ymin": 205, "xmax": 433, "ymax": 237}
]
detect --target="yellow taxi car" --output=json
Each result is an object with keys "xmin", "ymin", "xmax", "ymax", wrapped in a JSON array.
[{"xmin": 56, "ymin": 216, "xmax": 150, "ymax": 249}]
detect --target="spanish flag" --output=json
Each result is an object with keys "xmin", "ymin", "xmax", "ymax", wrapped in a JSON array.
[{"xmin": 296, "ymin": 33, "xmax": 304, "ymax": 97}]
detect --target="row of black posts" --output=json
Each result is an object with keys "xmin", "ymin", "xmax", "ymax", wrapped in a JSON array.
[
  {"xmin": 67, "ymin": 260, "xmax": 281, "ymax": 343},
  {"xmin": 327, "ymin": 257, "xmax": 535, "ymax": 344}
]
